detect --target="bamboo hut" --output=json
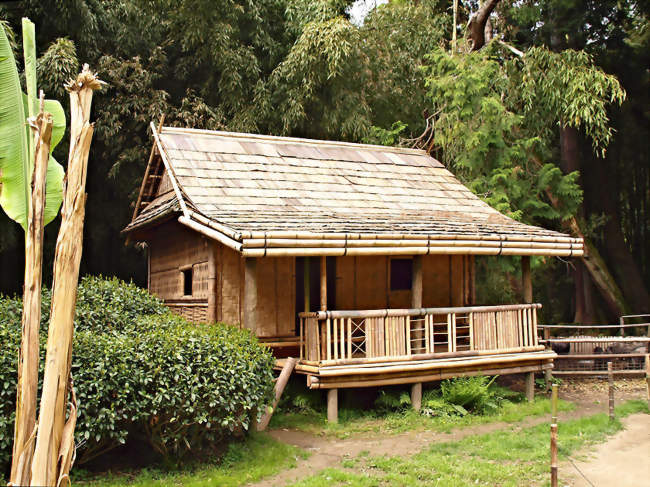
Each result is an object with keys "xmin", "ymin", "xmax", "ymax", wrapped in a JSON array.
[{"xmin": 124, "ymin": 124, "xmax": 584, "ymax": 420}]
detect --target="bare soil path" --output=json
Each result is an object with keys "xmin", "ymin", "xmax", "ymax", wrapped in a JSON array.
[
  {"xmin": 561, "ymin": 413, "xmax": 650, "ymax": 487},
  {"xmin": 248, "ymin": 379, "xmax": 647, "ymax": 487}
]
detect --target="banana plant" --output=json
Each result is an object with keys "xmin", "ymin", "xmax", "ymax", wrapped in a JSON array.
[{"xmin": 0, "ymin": 18, "xmax": 65, "ymax": 232}]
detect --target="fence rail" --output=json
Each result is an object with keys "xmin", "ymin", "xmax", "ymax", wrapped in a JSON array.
[{"xmin": 300, "ymin": 304, "xmax": 541, "ymax": 364}]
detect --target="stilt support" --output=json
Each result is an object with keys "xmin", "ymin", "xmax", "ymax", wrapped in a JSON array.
[
  {"xmin": 411, "ymin": 383, "xmax": 422, "ymax": 411},
  {"xmin": 327, "ymin": 388, "xmax": 338, "ymax": 423},
  {"xmin": 525, "ymin": 371, "xmax": 535, "ymax": 402},
  {"xmin": 257, "ymin": 358, "xmax": 298, "ymax": 431}
]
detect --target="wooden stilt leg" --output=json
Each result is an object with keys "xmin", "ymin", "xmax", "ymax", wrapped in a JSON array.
[
  {"xmin": 526, "ymin": 371, "xmax": 535, "ymax": 402},
  {"xmin": 544, "ymin": 368, "xmax": 552, "ymax": 390},
  {"xmin": 411, "ymin": 383, "xmax": 422, "ymax": 411},
  {"xmin": 327, "ymin": 389, "xmax": 338, "ymax": 423}
]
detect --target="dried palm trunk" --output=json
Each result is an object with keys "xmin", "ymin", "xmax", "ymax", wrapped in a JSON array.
[
  {"xmin": 9, "ymin": 100, "xmax": 52, "ymax": 487},
  {"xmin": 30, "ymin": 65, "xmax": 101, "ymax": 487}
]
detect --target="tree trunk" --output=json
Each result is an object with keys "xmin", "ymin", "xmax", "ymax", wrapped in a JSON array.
[{"xmin": 468, "ymin": 0, "xmax": 501, "ymax": 50}]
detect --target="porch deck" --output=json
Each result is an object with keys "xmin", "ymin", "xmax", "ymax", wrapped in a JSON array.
[{"xmin": 276, "ymin": 303, "xmax": 556, "ymax": 389}]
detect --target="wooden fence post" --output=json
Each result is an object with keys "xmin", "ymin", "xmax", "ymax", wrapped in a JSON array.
[
  {"xmin": 551, "ymin": 383, "xmax": 558, "ymax": 424},
  {"xmin": 550, "ymin": 423, "xmax": 558, "ymax": 487},
  {"xmin": 608, "ymin": 361, "xmax": 615, "ymax": 421},
  {"xmin": 411, "ymin": 382, "xmax": 422, "ymax": 412},
  {"xmin": 645, "ymin": 353, "xmax": 650, "ymax": 409}
]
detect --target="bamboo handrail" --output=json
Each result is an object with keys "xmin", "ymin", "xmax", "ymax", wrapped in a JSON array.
[{"xmin": 300, "ymin": 303, "xmax": 541, "ymax": 320}]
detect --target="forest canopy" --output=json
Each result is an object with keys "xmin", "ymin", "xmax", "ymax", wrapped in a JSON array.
[{"xmin": 0, "ymin": 0, "xmax": 647, "ymax": 322}]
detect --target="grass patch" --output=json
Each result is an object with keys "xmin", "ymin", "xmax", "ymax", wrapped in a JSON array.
[
  {"xmin": 76, "ymin": 433, "xmax": 309, "ymax": 487},
  {"xmin": 289, "ymin": 400, "xmax": 649, "ymax": 487},
  {"xmin": 271, "ymin": 396, "xmax": 574, "ymax": 438}
]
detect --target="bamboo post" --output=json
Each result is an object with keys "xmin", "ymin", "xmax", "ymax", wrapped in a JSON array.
[
  {"xmin": 30, "ymin": 66, "xmax": 102, "ymax": 487},
  {"xmin": 257, "ymin": 358, "xmax": 298, "ymax": 431},
  {"xmin": 304, "ymin": 256, "xmax": 310, "ymax": 312},
  {"xmin": 411, "ymin": 256, "xmax": 423, "ymax": 402},
  {"xmin": 207, "ymin": 241, "xmax": 218, "ymax": 323},
  {"xmin": 551, "ymin": 383, "xmax": 558, "ymax": 424},
  {"xmin": 608, "ymin": 361, "xmax": 615, "ymax": 421},
  {"xmin": 327, "ymin": 388, "xmax": 338, "ymax": 424},
  {"xmin": 525, "ymin": 371, "xmax": 535, "ymax": 402},
  {"xmin": 522, "ymin": 256, "xmax": 532, "ymax": 303},
  {"xmin": 10, "ymin": 97, "xmax": 52, "ymax": 486},
  {"xmin": 243, "ymin": 258, "xmax": 258, "ymax": 333},
  {"xmin": 619, "ymin": 316, "xmax": 625, "ymax": 337},
  {"xmin": 645, "ymin": 354, "xmax": 649, "ymax": 410},
  {"xmin": 320, "ymin": 256, "xmax": 327, "ymax": 311},
  {"xmin": 550, "ymin": 423, "xmax": 558, "ymax": 487},
  {"xmin": 411, "ymin": 382, "xmax": 422, "ymax": 412}
]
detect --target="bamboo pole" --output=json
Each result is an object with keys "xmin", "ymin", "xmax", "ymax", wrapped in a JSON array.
[
  {"xmin": 551, "ymin": 383, "xmax": 558, "ymax": 424},
  {"xmin": 310, "ymin": 363, "xmax": 552, "ymax": 389},
  {"xmin": 257, "ymin": 358, "xmax": 297, "ymax": 431},
  {"xmin": 645, "ymin": 354, "xmax": 649, "ymax": 409},
  {"xmin": 550, "ymin": 423, "xmax": 558, "ymax": 487},
  {"xmin": 30, "ymin": 66, "xmax": 101, "ymax": 487},
  {"xmin": 525, "ymin": 371, "xmax": 535, "ymax": 402},
  {"xmin": 10, "ymin": 98, "xmax": 52, "ymax": 487},
  {"xmin": 242, "ymin": 246, "xmax": 583, "ymax": 258},
  {"xmin": 452, "ymin": 0, "xmax": 458, "ymax": 53},
  {"xmin": 318, "ymin": 352, "xmax": 554, "ymax": 377},
  {"xmin": 608, "ymin": 361, "xmax": 615, "ymax": 421}
]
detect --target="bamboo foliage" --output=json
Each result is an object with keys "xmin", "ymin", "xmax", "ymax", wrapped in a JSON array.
[{"xmin": 28, "ymin": 65, "xmax": 101, "ymax": 487}]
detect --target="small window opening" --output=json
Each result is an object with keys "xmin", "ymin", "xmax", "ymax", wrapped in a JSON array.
[
  {"xmin": 390, "ymin": 258, "xmax": 413, "ymax": 291},
  {"xmin": 182, "ymin": 268, "xmax": 193, "ymax": 296}
]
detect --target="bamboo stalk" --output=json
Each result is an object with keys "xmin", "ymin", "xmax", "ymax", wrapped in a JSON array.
[
  {"xmin": 10, "ymin": 100, "xmax": 52, "ymax": 487},
  {"xmin": 550, "ymin": 423, "xmax": 558, "ymax": 487},
  {"xmin": 608, "ymin": 362, "xmax": 615, "ymax": 421},
  {"xmin": 30, "ymin": 66, "xmax": 101, "ymax": 487},
  {"xmin": 256, "ymin": 357, "xmax": 297, "ymax": 431}
]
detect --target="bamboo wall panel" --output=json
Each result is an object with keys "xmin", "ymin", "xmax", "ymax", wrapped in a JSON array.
[
  {"xmin": 254, "ymin": 257, "xmax": 295, "ymax": 337},
  {"xmin": 356, "ymin": 256, "xmax": 388, "ymax": 309},
  {"xmin": 148, "ymin": 221, "xmax": 210, "ymax": 323},
  {"xmin": 219, "ymin": 243, "xmax": 242, "ymax": 325},
  {"xmin": 422, "ymin": 255, "xmax": 452, "ymax": 307},
  {"xmin": 335, "ymin": 256, "xmax": 356, "ymax": 309}
]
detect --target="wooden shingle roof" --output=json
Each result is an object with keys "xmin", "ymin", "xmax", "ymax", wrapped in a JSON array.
[{"xmin": 125, "ymin": 125, "xmax": 583, "ymax": 257}]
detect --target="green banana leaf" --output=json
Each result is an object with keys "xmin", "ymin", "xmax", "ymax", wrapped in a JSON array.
[{"xmin": 0, "ymin": 19, "xmax": 65, "ymax": 231}]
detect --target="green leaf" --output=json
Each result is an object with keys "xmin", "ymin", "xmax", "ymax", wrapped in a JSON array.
[
  {"xmin": 44, "ymin": 99, "xmax": 65, "ymax": 150},
  {"xmin": 0, "ymin": 22, "xmax": 30, "ymax": 230},
  {"xmin": 0, "ymin": 19, "xmax": 64, "ymax": 230}
]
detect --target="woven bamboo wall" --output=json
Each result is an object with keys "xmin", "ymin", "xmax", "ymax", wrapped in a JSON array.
[
  {"xmin": 334, "ymin": 255, "xmax": 470, "ymax": 310},
  {"xmin": 148, "ymin": 221, "xmax": 210, "ymax": 322}
]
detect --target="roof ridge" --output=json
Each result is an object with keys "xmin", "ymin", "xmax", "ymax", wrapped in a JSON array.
[{"xmin": 159, "ymin": 125, "xmax": 431, "ymax": 156}]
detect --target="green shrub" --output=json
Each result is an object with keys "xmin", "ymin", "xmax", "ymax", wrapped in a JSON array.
[
  {"xmin": 440, "ymin": 376, "xmax": 499, "ymax": 414},
  {"xmin": 0, "ymin": 277, "xmax": 275, "ymax": 471},
  {"xmin": 374, "ymin": 389, "xmax": 412, "ymax": 412}
]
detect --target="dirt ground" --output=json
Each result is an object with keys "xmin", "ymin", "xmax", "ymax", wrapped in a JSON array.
[
  {"xmin": 561, "ymin": 413, "xmax": 650, "ymax": 487},
  {"xmin": 252, "ymin": 378, "xmax": 648, "ymax": 487}
]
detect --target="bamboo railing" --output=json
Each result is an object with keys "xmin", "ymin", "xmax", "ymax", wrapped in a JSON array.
[{"xmin": 299, "ymin": 304, "xmax": 542, "ymax": 365}]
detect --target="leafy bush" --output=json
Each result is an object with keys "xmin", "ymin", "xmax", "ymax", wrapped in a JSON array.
[
  {"xmin": 374, "ymin": 389, "xmax": 412, "ymax": 412},
  {"xmin": 440, "ymin": 376, "xmax": 499, "ymax": 414},
  {"xmin": 0, "ymin": 277, "xmax": 275, "ymax": 471}
]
